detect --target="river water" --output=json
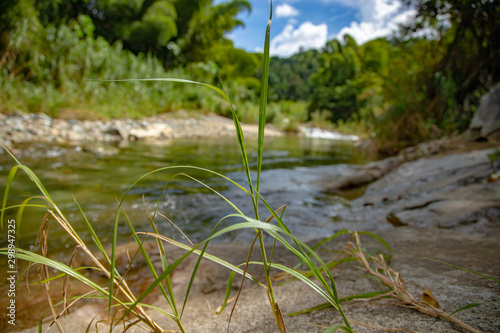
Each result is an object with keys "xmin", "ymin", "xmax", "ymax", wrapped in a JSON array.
[{"xmin": 0, "ymin": 135, "xmax": 373, "ymax": 252}]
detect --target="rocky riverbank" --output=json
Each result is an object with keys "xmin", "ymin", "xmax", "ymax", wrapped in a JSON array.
[{"xmin": 0, "ymin": 111, "xmax": 283, "ymax": 149}]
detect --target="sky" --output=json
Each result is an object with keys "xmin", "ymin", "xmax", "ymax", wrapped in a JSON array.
[{"xmin": 225, "ymin": 0, "xmax": 416, "ymax": 57}]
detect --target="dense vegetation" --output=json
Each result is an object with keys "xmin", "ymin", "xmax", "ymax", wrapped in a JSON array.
[{"xmin": 1, "ymin": 0, "xmax": 498, "ymax": 150}]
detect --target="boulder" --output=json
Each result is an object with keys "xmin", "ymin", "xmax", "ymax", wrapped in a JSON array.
[{"xmin": 467, "ymin": 84, "xmax": 500, "ymax": 141}]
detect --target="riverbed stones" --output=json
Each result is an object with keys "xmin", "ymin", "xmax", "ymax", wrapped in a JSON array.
[{"xmin": 0, "ymin": 112, "xmax": 283, "ymax": 147}]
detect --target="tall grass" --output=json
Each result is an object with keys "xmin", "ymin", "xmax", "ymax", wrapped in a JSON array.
[{"xmin": 0, "ymin": 2, "xmax": 358, "ymax": 332}]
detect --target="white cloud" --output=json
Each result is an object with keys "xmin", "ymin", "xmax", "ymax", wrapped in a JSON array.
[
  {"xmin": 275, "ymin": 3, "xmax": 300, "ymax": 18},
  {"xmin": 326, "ymin": 0, "xmax": 416, "ymax": 44},
  {"xmin": 271, "ymin": 21, "xmax": 328, "ymax": 57}
]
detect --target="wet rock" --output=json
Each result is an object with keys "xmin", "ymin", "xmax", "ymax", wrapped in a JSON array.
[
  {"xmin": 336, "ymin": 147, "xmax": 500, "ymax": 234},
  {"xmin": 320, "ymin": 156, "xmax": 399, "ymax": 192},
  {"xmin": 81, "ymin": 144, "xmax": 119, "ymax": 155}
]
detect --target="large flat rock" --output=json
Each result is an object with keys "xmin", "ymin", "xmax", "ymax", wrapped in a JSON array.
[
  {"xmin": 330, "ymin": 147, "xmax": 500, "ymax": 236},
  {"xmin": 15, "ymin": 227, "xmax": 499, "ymax": 333}
]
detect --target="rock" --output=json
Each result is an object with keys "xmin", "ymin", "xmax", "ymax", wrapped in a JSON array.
[
  {"xmin": 336, "ymin": 147, "xmax": 500, "ymax": 234},
  {"xmin": 16, "ymin": 227, "xmax": 500, "ymax": 333},
  {"xmin": 320, "ymin": 157, "xmax": 399, "ymax": 192},
  {"xmin": 1, "ymin": 112, "xmax": 283, "ymax": 145},
  {"xmin": 467, "ymin": 84, "xmax": 500, "ymax": 141},
  {"xmin": 81, "ymin": 144, "xmax": 119, "ymax": 155},
  {"xmin": 128, "ymin": 122, "xmax": 174, "ymax": 140}
]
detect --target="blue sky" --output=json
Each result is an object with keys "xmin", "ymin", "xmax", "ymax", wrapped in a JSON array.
[{"xmin": 224, "ymin": 0, "xmax": 415, "ymax": 57}]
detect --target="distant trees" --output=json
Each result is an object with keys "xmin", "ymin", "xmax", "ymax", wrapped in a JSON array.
[
  {"xmin": 265, "ymin": 50, "xmax": 320, "ymax": 101},
  {"xmin": 2, "ymin": 0, "xmax": 498, "ymax": 150}
]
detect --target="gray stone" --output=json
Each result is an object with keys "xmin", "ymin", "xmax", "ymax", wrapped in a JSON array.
[
  {"xmin": 128, "ymin": 122, "xmax": 174, "ymax": 140},
  {"xmin": 335, "ymin": 147, "xmax": 500, "ymax": 234},
  {"xmin": 468, "ymin": 84, "xmax": 500, "ymax": 141}
]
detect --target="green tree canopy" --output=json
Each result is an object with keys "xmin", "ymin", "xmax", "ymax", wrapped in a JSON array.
[{"xmin": 402, "ymin": 0, "xmax": 500, "ymax": 129}]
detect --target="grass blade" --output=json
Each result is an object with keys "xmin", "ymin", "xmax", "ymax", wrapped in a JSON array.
[
  {"xmin": 422, "ymin": 258, "xmax": 500, "ymax": 283},
  {"xmin": 449, "ymin": 302, "xmax": 493, "ymax": 316},
  {"xmin": 256, "ymin": 0, "xmax": 273, "ymax": 199},
  {"xmin": 1, "ymin": 165, "xmax": 19, "ymax": 229},
  {"xmin": 322, "ymin": 325, "xmax": 353, "ymax": 333},
  {"xmin": 74, "ymin": 197, "xmax": 112, "ymax": 265}
]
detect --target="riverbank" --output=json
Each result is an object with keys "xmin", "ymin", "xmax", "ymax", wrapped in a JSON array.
[
  {"xmin": 10, "ymin": 138, "xmax": 500, "ymax": 333},
  {"xmin": 0, "ymin": 111, "xmax": 284, "ymax": 149}
]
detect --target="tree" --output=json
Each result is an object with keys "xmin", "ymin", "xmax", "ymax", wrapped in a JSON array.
[
  {"xmin": 308, "ymin": 34, "xmax": 366, "ymax": 122},
  {"xmin": 402, "ymin": 0, "xmax": 500, "ymax": 130},
  {"xmin": 172, "ymin": 0, "xmax": 251, "ymax": 64},
  {"xmin": 124, "ymin": 1, "xmax": 178, "ymax": 54}
]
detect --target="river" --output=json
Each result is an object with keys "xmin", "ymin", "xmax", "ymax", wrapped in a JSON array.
[{"xmin": 0, "ymin": 135, "xmax": 374, "ymax": 253}]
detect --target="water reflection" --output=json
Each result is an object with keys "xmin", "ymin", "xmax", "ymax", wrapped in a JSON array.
[{"xmin": 0, "ymin": 135, "xmax": 372, "ymax": 251}]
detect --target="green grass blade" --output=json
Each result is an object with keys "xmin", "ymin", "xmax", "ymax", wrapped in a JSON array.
[
  {"xmin": 74, "ymin": 197, "xmax": 112, "ymax": 265},
  {"xmin": 1, "ymin": 165, "xmax": 19, "ymax": 229},
  {"xmin": 449, "ymin": 302, "xmax": 493, "ymax": 316},
  {"xmin": 217, "ymin": 270, "xmax": 238, "ymax": 315},
  {"xmin": 35, "ymin": 267, "xmax": 100, "ymax": 284},
  {"xmin": 219, "ymin": 80, "xmax": 255, "ymax": 207},
  {"xmin": 287, "ymin": 290, "xmax": 393, "ymax": 316},
  {"xmin": 98, "ymin": 78, "xmax": 231, "ymax": 104},
  {"xmin": 358, "ymin": 231, "xmax": 393, "ymax": 259},
  {"xmin": 322, "ymin": 325, "xmax": 353, "ymax": 333},
  {"xmin": 120, "ymin": 206, "xmax": 176, "ymax": 313},
  {"xmin": 135, "ymin": 231, "xmax": 262, "ymax": 285},
  {"xmin": 256, "ymin": 0, "xmax": 273, "ymax": 200},
  {"xmin": 1, "ymin": 203, "xmax": 50, "ymax": 212},
  {"xmin": 311, "ymin": 229, "xmax": 351, "ymax": 251},
  {"xmin": 252, "ymin": 261, "xmax": 336, "ymax": 306},
  {"xmin": 422, "ymin": 258, "xmax": 500, "ymax": 283},
  {"xmin": 0, "ymin": 248, "xmax": 114, "ymax": 298},
  {"xmin": 204, "ymin": 215, "xmax": 342, "ymax": 305}
]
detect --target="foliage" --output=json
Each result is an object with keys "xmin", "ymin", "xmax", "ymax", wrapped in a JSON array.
[
  {"xmin": 265, "ymin": 50, "xmax": 321, "ymax": 101},
  {"xmin": 308, "ymin": 36, "xmax": 387, "ymax": 123},
  {"xmin": 401, "ymin": 0, "xmax": 500, "ymax": 132}
]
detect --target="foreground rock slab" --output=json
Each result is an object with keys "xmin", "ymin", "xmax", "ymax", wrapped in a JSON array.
[{"xmin": 16, "ymin": 227, "xmax": 499, "ymax": 333}]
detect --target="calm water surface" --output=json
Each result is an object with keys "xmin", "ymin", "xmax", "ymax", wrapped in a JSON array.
[{"xmin": 0, "ymin": 135, "xmax": 373, "ymax": 251}]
